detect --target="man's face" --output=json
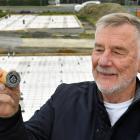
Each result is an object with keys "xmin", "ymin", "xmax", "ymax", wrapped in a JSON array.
[{"xmin": 92, "ymin": 24, "xmax": 140, "ymax": 95}]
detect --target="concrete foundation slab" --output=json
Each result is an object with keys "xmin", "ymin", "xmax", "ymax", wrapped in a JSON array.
[{"xmin": 0, "ymin": 15, "xmax": 84, "ymax": 34}]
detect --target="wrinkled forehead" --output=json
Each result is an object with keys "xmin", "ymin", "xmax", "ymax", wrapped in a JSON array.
[
  {"xmin": 95, "ymin": 24, "xmax": 138, "ymax": 41},
  {"xmin": 95, "ymin": 24, "xmax": 140, "ymax": 49}
]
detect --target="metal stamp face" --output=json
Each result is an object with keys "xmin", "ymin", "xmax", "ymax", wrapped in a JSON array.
[{"xmin": 6, "ymin": 71, "xmax": 21, "ymax": 88}]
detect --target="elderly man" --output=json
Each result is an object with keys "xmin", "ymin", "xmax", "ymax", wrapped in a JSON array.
[{"xmin": 0, "ymin": 13, "xmax": 140, "ymax": 140}]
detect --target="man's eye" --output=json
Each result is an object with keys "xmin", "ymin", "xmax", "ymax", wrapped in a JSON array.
[
  {"xmin": 112, "ymin": 50, "xmax": 126, "ymax": 55},
  {"xmin": 112, "ymin": 47, "xmax": 128, "ymax": 56},
  {"xmin": 113, "ymin": 51, "xmax": 122, "ymax": 55},
  {"xmin": 94, "ymin": 47, "xmax": 104, "ymax": 52}
]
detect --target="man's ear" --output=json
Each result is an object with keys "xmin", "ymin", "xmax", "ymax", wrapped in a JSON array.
[
  {"xmin": 138, "ymin": 58, "xmax": 140, "ymax": 73},
  {"xmin": 138, "ymin": 48, "xmax": 140, "ymax": 73},
  {"xmin": 138, "ymin": 65, "xmax": 140, "ymax": 73}
]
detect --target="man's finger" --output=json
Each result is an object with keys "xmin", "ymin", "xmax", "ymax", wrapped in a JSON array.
[{"xmin": 0, "ymin": 83, "xmax": 5, "ymax": 91}]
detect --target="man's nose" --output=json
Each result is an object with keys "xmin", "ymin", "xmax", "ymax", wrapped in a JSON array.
[{"xmin": 98, "ymin": 51, "xmax": 112, "ymax": 66}]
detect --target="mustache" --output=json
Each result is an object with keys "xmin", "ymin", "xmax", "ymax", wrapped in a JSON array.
[{"xmin": 96, "ymin": 66, "xmax": 117, "ymax": 75}]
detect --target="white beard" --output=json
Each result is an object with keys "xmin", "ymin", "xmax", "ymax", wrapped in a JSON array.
[
  {"xmin": 96, "ymin": 77, "xmax": 135, "ymax": 95},
  {"xmin": 93, "ymin": 66, "xmax": 136, "ymax": 95}
]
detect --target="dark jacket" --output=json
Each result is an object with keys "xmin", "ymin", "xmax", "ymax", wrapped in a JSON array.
[{"xmin": 0, "ymin": 80, "xmax": 140, "ymax": 140}]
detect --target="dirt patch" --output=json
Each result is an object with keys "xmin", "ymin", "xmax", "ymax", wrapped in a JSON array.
[{"xmin": 77, "ymin": 3, "xmax": 128, "ymax": 25}]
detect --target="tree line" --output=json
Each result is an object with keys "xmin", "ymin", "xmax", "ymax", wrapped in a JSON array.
[{"xmin": 0, "ymin": 0, "xmax": 48, "ymax": 6}]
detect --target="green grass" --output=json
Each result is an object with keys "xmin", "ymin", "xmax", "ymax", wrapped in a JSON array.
[
  {"xmin": 79, "ymin": 33, "xmax": 95, "ymax": 39},
  {"xmin": 40, "ymin": 11, "xmax": 74, "ymax": 15},
  {"xmin": 0, "ymin": 10, "xmax": 8, "ymax": 17}
]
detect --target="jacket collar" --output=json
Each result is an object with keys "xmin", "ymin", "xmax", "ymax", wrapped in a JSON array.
[{"xmin": 133, "ymin": 77, "xmax": 140, "ymax": 103}]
